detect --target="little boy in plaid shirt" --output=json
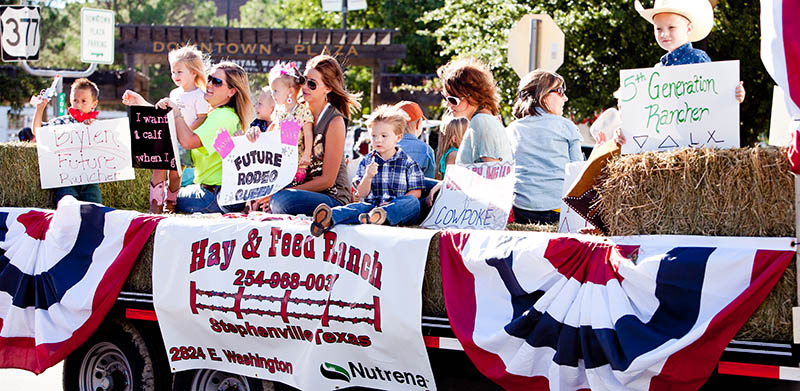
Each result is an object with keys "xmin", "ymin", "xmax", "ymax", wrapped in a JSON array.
[{"xmin": 311, "ymin": 105, "xmax": 424, "ymax": 236}]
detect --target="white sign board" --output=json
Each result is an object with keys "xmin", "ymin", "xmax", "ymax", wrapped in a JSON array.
[
  {"xmin": 80, "ymin": 8, "xmax": 114, "ymax": 64},
  {"xmin": 153, "ymin": 217, "xmax": 437, "ymax": 390},
  {"xmin": 36, "ymin": 118, "xmax": 134, "ymax": 189},
  {"xmin": 422, "ymin": 162, "xmax": 514, "ymax": 230},
  {"xmin": 557, "ymin": 161, "xmax": 590, "ymax": 233},
  {"xmin": 0, "ymin": 6, "xmax": 40, "ymax": 61},
  {"xmin": 218, "ymin": 129, "xmax": 298, "ymax": 206},
  {"xmin": 322, "ymin": 0, "xmax": 367, "ymax": 12},
  {"xmin": 618, "ymin": 60, "xmax": 740, "ymax": 154}
]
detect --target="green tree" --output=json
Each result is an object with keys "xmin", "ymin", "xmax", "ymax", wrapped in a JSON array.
[{"xmin": 423, "ymin": 0, "xmax": 771, "ymax": 145}]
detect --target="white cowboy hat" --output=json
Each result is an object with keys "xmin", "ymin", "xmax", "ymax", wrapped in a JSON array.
[{"xmin": 635, "ymin": 0, "xmax": 714, "ymax": 42}]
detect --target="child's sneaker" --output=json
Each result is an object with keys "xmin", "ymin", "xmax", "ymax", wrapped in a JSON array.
[
  {"xmin": 148, "ymin": 181, "xmax": 165, "ymax": 214},
  {"xmin": 310, "ymin": 204, "xmax": 333, "ymax": 237}
]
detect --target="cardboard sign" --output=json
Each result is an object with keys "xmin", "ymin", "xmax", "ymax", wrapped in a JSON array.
[
  {"xmin": 557, "ymin": 161, "xmax": 590, "ymax": 233},
  {"xmin": 36, "ymin": 117, "xmax": 134, "ymax": 189},
  {"xmin": 619, "ymin": 60, "xmax": 740, "ymax": 154},
  {"xmin": 421, "ymin": 161, "xmax": 514, "ymax": 230},
  {"xmin": 129, "ymin": 106, "xmax": 182, "ymax": 173},
  {"xmin": 152, "ymin": 218, "xmax": 437, "ymax": 390},
  {"xmin": 218, "ymin": 129, "xmax": 298, "ymax": 206}
]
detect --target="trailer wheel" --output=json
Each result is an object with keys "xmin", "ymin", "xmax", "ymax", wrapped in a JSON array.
[
  {"xmin": 172, "ymin": 369, "xmax": 281, "ymax": 391},
  {"xmin": 63, "ymin": 319, "xmax": 169, "ymax": 391}
]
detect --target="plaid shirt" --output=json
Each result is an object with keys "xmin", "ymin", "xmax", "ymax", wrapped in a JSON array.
[
  {"xmin": 41, "ymin": 115, "xmax": 80, "ymax": 127},
  {"xmin": 354, "ymin": 148, "xmax": 424, "ymax": 205}
]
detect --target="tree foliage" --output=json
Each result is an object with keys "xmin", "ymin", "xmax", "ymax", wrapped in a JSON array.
[{"xmin": 423, "ymin": 0, "xmax": 771, "ymax": 145}]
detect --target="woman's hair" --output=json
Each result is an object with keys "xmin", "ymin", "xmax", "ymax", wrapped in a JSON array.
[
  {"xmin": 365, "ymin": 105, "xmax": 409, "ymax": 136},
  {"xmin": 305, "ymin": 55, "xmax": 362, "ymax": 120},
  {"xmin": 168, "ymin": 44, "xmax": 208, "ymax": 89},
  {"xmin": 211, "ymin": 62, "xmax": 253, "ymax": 131},
  {"xmin": 512, "ymin": 70, "xmax": 565, "ymax": 118},
  {"xmin": 436, "ymin": 57, "xmax": 499, "ymax": 116},
  {"xmin": 268, "ymin": 61, "xmax": 303, "ymax": 95},
  {"xmin": 436, "ymin": 116, "xmax": 469, "ymax": 177}
]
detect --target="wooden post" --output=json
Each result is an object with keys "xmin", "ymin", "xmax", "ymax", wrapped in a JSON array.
[{"xmin": 370, "ymin": 62, "xmax": 380, "ymax": 111}]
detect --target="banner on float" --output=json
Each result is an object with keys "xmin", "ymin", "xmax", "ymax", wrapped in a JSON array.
[
  {"xmin": 152, "ymin": 218, "xmax": 437, "ymax": 390},
  {"xmin": 218, "ymin": 122, "xmax": 299, "ymax": 206},
  {"xmin": 128, "ymin": 106, "xmax": 182, "ymax": 174},
  {"xmin": 422, "ymin": 161, "xmax": 514, "ymax": 230},
  {"xmin": 619, "ymin": 60, "xmax": 740, "ymax": 154},
  {"xmin": 36, "ymin": 117, "xmax": 134, "ymax": 189}
]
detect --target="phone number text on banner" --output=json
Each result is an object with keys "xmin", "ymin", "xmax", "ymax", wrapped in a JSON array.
[{"xmin": 152, "ymin": 217, "xmax": 436, "ymax": 390}]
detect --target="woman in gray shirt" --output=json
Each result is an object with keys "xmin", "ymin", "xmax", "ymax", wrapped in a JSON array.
[{"xmin": 506, "ymin": 70, "xmax": 584, "ymax": 224}]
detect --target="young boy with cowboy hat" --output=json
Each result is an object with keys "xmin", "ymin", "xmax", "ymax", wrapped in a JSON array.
[{"xmin": 635, "ymin": 0, "xmax": 745, "ymax": 99}]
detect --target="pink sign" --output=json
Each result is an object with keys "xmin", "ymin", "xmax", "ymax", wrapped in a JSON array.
[
  {"xmin": 280, "ymin": 119, "xmax": 301, "ymax": 146},
  {"xmin": 213, "ymin": 130, "xmax": 235, "ymax": 159}
]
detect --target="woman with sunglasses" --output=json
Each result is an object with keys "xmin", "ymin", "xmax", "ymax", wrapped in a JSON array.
[
  {"xmin": 425, "ymin": 57, "xmax": 512, "ymax": 207},
  {"xmin": 437, "ymin": 57, "xmax": 512, "ymax": 164},
  {"xmin": 506, "ymin": 70, "xmax": 584, "ymax": 225},
  {"xmin": 259, "ymin": 54, "xmax": 361, "ymax": 216},
  {"xmin": 159, "ymin": 61, "xmax": 253, "ymax": 213}
]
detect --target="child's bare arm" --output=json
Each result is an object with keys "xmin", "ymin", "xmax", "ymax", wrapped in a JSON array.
[
  {"xmin": 30, "ymin": 95, "xmax": 49, "ymax": 139},
  {"xmin": 189, "ymin": 114, "xmax": 207, "ymax": 131}
]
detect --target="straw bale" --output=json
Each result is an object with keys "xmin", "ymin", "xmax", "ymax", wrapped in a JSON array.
[
  {"xmin": 598, "ymin": 146, "xmax": 796, "ymax": 340},
  {"xmin": 598, "ymin": 146, "xmax": 793, "ymax": 237},
  {"xmin": 0, "ymin": 142, "xmax": 152, "ymax": 212}
]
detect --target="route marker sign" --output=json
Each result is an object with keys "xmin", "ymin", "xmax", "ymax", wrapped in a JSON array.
[
  {"xmin": 80, "ymin": 8, "xmax": 114, "ymax": 64},
  {"xmin": 0, "ymin": 6, "xmax": 41, "ymax": 62}
]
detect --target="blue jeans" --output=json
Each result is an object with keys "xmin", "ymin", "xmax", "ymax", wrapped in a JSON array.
[
  {"xmin": 176, "ymin": 184, "xmax": 244, "ymax": 214},
  {"xmin": 332, "ymin": 195, "xmax": 420, "ymax": 226},
  {"xmin": 55, "ymin": 184, "xmax": 102, "ymax": 204},
  {"xmin": 512, "ymin": 206, "xmax": 559, "ymax": 225},
  {"xmin": 270, "ymin": 189, "xmax": 342, "ymax": 216}
]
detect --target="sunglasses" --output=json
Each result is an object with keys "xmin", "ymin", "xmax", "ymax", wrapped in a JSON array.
[
  {"xmin": 550, "ymin": 85, "xmax": 566, "ymax": 97},
  {"xmin": 299, "ymin": 76, "xmax": 318, "ymax": 91},
  {"xmin": 208, "ymin": 75, "xmax": 225, "ymax": 87},
  {"xmin": 442, "ymin": 94, "xmax": 461, "ymax": 106}
]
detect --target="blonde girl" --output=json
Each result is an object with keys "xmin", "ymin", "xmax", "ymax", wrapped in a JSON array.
[
  {"xmin": 246, "ymin": 62, "xmax": 313, "ymax": 184},
  {"xmin": 122, "ymin": 44, "xmax": 209, "ymax": 213},
  {"xmin": 436, "ymin": 116, "xmax": 468, "ymax": 179}
]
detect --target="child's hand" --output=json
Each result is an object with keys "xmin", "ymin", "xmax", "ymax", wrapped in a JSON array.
[
  {"xmin": 735, "ymin": 81, "xmax": 745, "ymax": 103},
  {"xmin": 365, "ymin": 162, "xmax": 379, "ymax": 178},
  {"xmin": 83, "ymin": 118, "xmax": 95, "ymax": 126},
  {"xmin": 300, "ymin": 153, "xmax": 312, "ymax": 166},
  {"xmin": 155, "ymin": 98, "xmax": 177, "ymax": 110},
  {"xmin": 30, "ymin": 94, "xmax": 49, "ymax": 108},
  {"xmin": 426, "ymin": 182, "xmax": 442, "ymax": 207},
  {"xmin": 613, "ymin": 128, "xmax": 626, "ymax": 146},
  {"xmin": 595, "ymin": 132, "xmax": 607, "ymax": 144},
  {"xmin": 245, "ymin": 126, "xmax": 261, "ymax": 142},
  {"xmin": 121, "ymin": 90, "xmax": 147, "ymax": 106}
]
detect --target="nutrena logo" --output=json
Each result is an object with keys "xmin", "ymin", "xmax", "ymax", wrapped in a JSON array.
[
  {"xmin": 320, "ymin": 362, "xmax": 351, "ymax": 382},
  {"xmin": 321, "ymin": 361, "xmax": 430, "ymax": 388}
]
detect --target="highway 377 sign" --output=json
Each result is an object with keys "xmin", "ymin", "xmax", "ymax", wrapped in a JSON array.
[{"xmin": 0, "ymin": 5, "xmax": 40, "ymax": 62}]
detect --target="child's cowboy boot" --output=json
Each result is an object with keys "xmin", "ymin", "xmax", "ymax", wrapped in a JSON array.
[
  {"xmin": 164, "ymin": 185, "xmax": 179, "ymax": 213},
  {"xmin": 148, "ymin": 181, "xmax": 165, "ymax": 214}
]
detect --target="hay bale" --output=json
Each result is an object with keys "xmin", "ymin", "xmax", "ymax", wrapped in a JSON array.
[
  {"xmin": 0, "ymin": 142, "xmax": 152, "ymax": 212},
  {"xmin": 599, "ymin": 146, "xmax": 793, "ymax": 237},
  {"xmin": 598, "ymin": 146, "xmax": 796, "ymax": 341}
]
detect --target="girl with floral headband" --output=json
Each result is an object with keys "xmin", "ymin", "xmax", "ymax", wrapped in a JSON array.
[{"xmin": 246, "ymin": 61, "xmax": 314, "ymax": 186}]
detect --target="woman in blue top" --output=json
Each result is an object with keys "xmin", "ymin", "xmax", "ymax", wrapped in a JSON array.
[{"xmin": 506, "ymin": 70, "xmax": 584, "ymax": 224}]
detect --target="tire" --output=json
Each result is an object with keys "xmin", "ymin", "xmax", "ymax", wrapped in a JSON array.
[
  {"xmin": 172, "ymin": 369, "xmax": 282, "ymax": 391},
  {"xmin": 63, "ymin": 318, "xmax": 171, "ymax": 391}
]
